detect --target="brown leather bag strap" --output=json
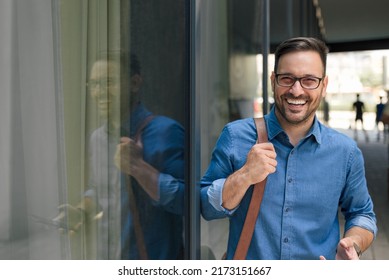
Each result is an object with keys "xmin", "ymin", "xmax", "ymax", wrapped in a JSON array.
[
  {"xmin": 126, "ymin": 114, "xmax": 155, "ymax": 260},
  {"xmin": 233, "ymin": 117, "xmax": 268, "ymax": 260},
  {"xmin": 134, "ymin": 114, "xmax": 155, "ymax": 142},
  {"xmin": 126, "ymin": 176, "xmax": 149, "ymax": 260}
]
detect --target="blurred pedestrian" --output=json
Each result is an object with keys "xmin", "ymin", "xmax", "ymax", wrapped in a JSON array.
[
  {"xmin": 352, "ymin": 93, "xmax": 369, "ymax": 142},
  {"xmin": 375, "ymin": 96, "xmax": 385, "ymax": 141}
]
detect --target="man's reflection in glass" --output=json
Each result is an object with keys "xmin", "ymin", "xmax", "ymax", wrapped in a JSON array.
[{"xmin": 62, "ymin": 52, "xmax": 185, "ymax": 260}]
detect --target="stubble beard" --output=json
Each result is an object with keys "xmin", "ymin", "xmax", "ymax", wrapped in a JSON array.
[{"xmin": 274, "ymin": 93, "xmax": 322, "ymax": 126}]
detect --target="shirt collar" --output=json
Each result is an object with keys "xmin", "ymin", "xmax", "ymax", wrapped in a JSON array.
[{"xmin": 264, "ymin": 107, "xmax": 322, "ymax": 145}]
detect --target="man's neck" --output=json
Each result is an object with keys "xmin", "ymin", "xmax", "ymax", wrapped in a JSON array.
[
  {"xmin": 284, "ymin": 125, "xmax": 310, "ymax": 146},
  {"xmin": 275, "ymin": 110, "xmax": 314, "ymax": 146}
]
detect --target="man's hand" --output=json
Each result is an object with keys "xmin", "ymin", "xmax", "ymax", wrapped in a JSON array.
[
  {"xmin": 114, "ymin": 136, "xmax": 160, "ymax": 201},
  {"xmin": 114, "ymin": 137, "xmax": 143, "ymax": 176},
  {"xmin": 335, "ymin": 238, "xmax": 360, "ymax": 260},
  {"xmin": 53, "ymin": 204, "xmax": 85, "ymax": 236},
  {"xmin": 242, "ymin": 142, "xmax": 277, "ymax": 185},
  {"xmin": 222, "ymin": 142, "xmax": 277, "ymax": 210},
  {"xmin": 320, "ymin": 237, "xmax": 360, "ymax": 260},
  {"xmin": 53, "ymin": 198, "xmax": 103, "ymax": 236}
]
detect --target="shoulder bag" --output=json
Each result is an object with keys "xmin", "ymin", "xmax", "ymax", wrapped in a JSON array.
[{"xmin": 232, "ymin": 117, "xmax": 268, "ymax": 260}]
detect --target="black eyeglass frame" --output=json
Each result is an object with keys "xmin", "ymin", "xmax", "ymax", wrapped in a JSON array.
[{"xmin": 275, "ymin": 73, "xmax": 324, "ymax": 90}]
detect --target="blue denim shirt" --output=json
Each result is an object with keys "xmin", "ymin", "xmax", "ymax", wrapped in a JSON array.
[{"xmin": 200, "ymin": 108, "xmax": 377, "ymax": 260}]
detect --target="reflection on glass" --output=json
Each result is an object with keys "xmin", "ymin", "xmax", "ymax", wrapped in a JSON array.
[{"xmin": 57, "ymin": 52, "xmax": 185, "ymax": 259}]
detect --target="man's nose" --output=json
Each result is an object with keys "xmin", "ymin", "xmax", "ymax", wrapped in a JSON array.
[{"xmin": 289, "ymin": 80, "xmax": 305, "ymax": 95}]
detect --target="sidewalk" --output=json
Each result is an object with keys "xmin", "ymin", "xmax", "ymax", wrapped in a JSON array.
[{"xmin": 331, "ymin": 112, "xmax": 389, "ymax": 260}]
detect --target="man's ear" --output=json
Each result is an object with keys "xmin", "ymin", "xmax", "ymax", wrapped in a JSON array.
[
  {"xmin": 321, "ymin": 75, "xmax": 328, "ymax": 98},
  {"xmin": 270, "ymin": 71, "xmax": 275, "ymax": 92},
  {"xmin": 130, "ymin": 74, "xmax": 143, "ymax": 92}
]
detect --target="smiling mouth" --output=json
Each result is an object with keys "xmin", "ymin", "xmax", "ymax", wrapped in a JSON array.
[
  {"xmin": 98, "ymin": 100, "xmax": 111, "ymax": 106},
  {"xmin": 286, "ymin": 98, "xmax": 307, "ymax": 105},
  {"xmin": 97, "ymin": 102, "xmax": 112, "ymax": 114}
]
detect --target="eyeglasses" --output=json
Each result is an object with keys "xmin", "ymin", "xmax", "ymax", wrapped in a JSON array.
[
  {"xmin": 275, "ymin": 74, "xmax": 323, "ymax": 90},
  {"xmin": 87, "ymin": 79, "xmax": 118, "ymax": 90}
]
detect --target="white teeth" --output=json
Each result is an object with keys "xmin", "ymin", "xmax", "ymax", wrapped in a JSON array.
[{"xmin": 287, "ymin": 99, "xmax": 306, "ymax": 105}]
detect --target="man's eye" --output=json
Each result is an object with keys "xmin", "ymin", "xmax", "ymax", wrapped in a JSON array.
[
  {"xmin": 280, "ymin": 77, "xmax": 294, "ymax": 83},
  {"xmin": 302, "ymin": 78, "xmax": 317, "ymax": 84}
]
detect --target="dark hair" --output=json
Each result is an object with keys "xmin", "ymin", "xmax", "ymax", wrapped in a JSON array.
[{"xmin": 274, "ymin": 37, "xmax": 329, "ymax": 75}]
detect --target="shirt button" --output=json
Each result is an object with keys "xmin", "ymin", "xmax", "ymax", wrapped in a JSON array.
[
  {"xmin": 285, "ymin": 208, "xmax": 290, "ymax": 212},
  {"xmin": 288, "ymin": 178, "xmax": 292, "ymax": 183},
  {"xmin": 284, "ymin": 238, "xmax": 289, "ymax": 243}
]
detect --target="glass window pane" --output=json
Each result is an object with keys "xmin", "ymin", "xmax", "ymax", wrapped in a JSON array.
[
  {"xmin": 58, "ymin": 0, "xmax": 189, "ymax": 259},
  {"xmin": 198, "ymin": 0, "xmax": 264, "ymax": 260}
]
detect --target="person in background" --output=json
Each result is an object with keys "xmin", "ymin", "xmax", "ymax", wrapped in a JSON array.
[
  {"xmin": 200, "ymin": 37, "xmax": 377, "ymax": 260},
  {"xmin": 352, "ymin": 93, "xmax": 369, "ymax": 142},
  {"xmin": 375, "ymin": 96, "xmax": 385, "ymax": 141}
]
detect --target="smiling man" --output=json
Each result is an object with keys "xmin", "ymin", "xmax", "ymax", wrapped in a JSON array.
[{"xmin": 200, "ymin": 37, "xmax": 377, "ymax": 260}]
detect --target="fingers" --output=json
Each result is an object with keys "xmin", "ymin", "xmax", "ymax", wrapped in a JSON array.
[
  {"xmin": 55, "ymin": 204, "xmax": 85, "ymax": 236},
  {"xmin": 93, "ymin": 211, "xmax": 104, "ymax": 220},
  {"xmin": 339, "ymin": 237, "xmax": 354, "ymax": 249},
  {"xmin": 336, "ymin": 238, "xmax": 359, "ymax": 260},
  {"xmin": 120, "ymin": 136, "xmax": 143, "ymax": 148},
  {"xmin": 250, "ymin": 143, "xmax": 278, "ymax": 170},
  {"xmin": 117, "ymin": 137, "xmax": 133, "ymax": 154},
  {"xmin": 254, "ymin": 142, "xmax": 276, "ymax": 153},
  {"xmin": 320, "ymin": 239, "xmax": 359, "ymax": 260},
  {"xmin": 120, "ymin": 136, "xmax": 131, "ymax": 144},
  {"xmin": 52, "ymin": 210, "xmax": 65, "ymax": 223},
  {"xmin": 243, "ymin": 143, "xmax": 278, "ymax": 184},
  {"xmin": 252, "ymin": 143, "xmax": 277, "ymax": 159},
  {"xmin": 117, "ymin": 137, "xmax": 142, "ymax": 154},
  {"xmin": 263, "ymin": 158, "xmax": 277, "ymax": 174}
]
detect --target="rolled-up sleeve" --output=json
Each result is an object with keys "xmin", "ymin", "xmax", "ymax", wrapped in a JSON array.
[
  {"xmin": 200, "ymin": 178, "xmax": 238, "ymax": 220},
  {"xmin": 341, "ymin": 145, "xmax": 378, "ymax": 237},
  {"xmin": 200, "ymin": 124, "xmax": 241, "ymax": 220}
]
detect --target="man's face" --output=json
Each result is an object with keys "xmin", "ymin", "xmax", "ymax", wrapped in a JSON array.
[
  {"xmin": 89, "ymin": 60, "xmax": 121, "ymax": 120},
  {"xmin": 271, "ymin": 50, "xmax": 328, "ymax": 126}
]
